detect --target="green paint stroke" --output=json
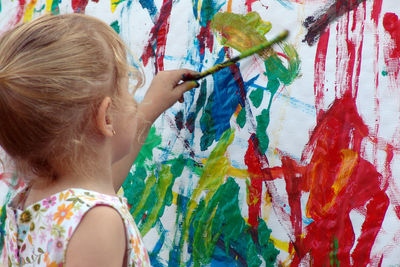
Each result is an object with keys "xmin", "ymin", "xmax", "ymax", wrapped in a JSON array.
[
  {"xmin": 191, "ymin": 177, "xmax": 279, "ymax": 266},
  {"xmin": 122, "ymin": 127, "xmax": 161, "ymax": 216},
  {"xmin": 49, "ymin": 0, "xmax": 60, "ymax": 15},
  {"xmin": 249, "ymin": 88, "xmax": 264, "ymax": 108},
  {"xmin": 138, "ymin": 165, "xmax": 174, "ymax": 236},
  {"xmin": 236, "ymin": 105, "xmax": 246, "ymax": 128},
  {"xmin": 183, "ymin": 128, "xmax": 235, "ymax": 242},
  {"xmin": 110, "ymin": 20, "xmax": 120, "ymax": 34},
  {"xmin": 129, "ymin": 156, "xmax": 186, "ymax": 236},
  {"xmin": 34, "ymin": 4, "xmax": 46, "ymax": 13},
  {"xmin": 198, "ymin": 0, "xmax": 225, "ymax": 27},
  {"xmin": 200, "ymin": 92, "xmax": 217, "ymax": 151},
  {"xmin": 330, "ymin": 236, "xmax": 340, "ymax": 267},
  {"xmin": 256, "ymin": 109, "xmax": 270, "ymax": 154}
]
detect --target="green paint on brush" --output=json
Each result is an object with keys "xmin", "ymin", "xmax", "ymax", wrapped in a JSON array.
[
  {"xmin": 183, "ymin": 128, "xmax": 235, "ymax": 242},
  {"xmin": 382, "ymin": 70, "xmax": 388, "ymax": 76},
  {"xmin": 110, "ymin": 20, "xmax": 120, "ymax": 34},
  {"xmin": 191, "ymin": 178, "xmax": 279, "ymax": 266}
]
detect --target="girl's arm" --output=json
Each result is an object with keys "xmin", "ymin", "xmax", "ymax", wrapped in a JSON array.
[{"xmin": 112, "ymin": 69, "xmax": 199, "ymax": 191}]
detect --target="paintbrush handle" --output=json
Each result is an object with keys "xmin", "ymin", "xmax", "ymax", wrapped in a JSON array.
[{"xmin": 182, "ymin": 30, "xmax": 289, "ymax": 81}]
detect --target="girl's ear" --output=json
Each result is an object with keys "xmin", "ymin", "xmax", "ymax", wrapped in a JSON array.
[{"xmin": 96, "ymin": 97, "xmax": 115, "ymax": 137}]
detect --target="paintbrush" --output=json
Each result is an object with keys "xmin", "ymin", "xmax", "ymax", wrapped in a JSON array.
[{"xmin": 182, "ymin": 30, "xmax": 289, "ymax": 81}]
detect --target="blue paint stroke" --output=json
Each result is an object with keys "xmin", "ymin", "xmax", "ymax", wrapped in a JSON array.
[
  {"xmin": 275, "ymin": 0, "xmax": 294, "ymax": 10},
  {"xmin": 139, "ymin": 0, "xmax": 158, "ymax": 18}
]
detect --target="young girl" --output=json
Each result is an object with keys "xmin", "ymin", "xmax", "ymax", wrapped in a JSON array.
[{"xmin": 0, "ymin": 13, "xmax": 198, "ymax": 266}]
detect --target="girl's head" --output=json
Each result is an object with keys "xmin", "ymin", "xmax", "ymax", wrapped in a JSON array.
[{"xmin": 0, "ymin": 14, "xmax": 142, "ymax": 182}]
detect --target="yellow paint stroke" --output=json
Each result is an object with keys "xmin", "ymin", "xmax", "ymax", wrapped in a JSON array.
[
  {"xmin": 24, "ymin": 0, "xmax": 38, "ymax": 22},
  {"xmin": 270, "ymin": 236, "xmax": 289, "ymax": 252},
  {"xmin": 111, "ymin": 0, "xmax": 119, "ymax": 13},
  {"xmin": 203, "ymin": 157, "xmax": 249, "ymax": 178},
  {"xmin": 320, "ymin": 149, "xmax": 358, "ymax": 212},
  {"xmin": 182, "ymin": 129, "xmax": 235, "ymax": 242},
  {"xmin": 226, "ymin": 166, "xmax": 248, "ymax": 178},
  {"xmin": 172, "ymin": 191, "xmax": 178, "ymax": 206},
  {"xmin": 194, "ymin": 0, "xmax": 202, "ymax": 22},
  {"xmin": 262, "ymin": 190, "xmax": 272, "ymax": 221},
  {"xmin": 211, "ymin": 12, "xmax": 272, "ymax": 58},
  {"xmin": 45, "ymin": 0, "xmax": 51, "ymax": 12}
]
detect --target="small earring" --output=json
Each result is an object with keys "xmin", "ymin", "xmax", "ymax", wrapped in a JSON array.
[{"xmin": 112, "ymin": 129, "xmax": 116, "ymax": 136}]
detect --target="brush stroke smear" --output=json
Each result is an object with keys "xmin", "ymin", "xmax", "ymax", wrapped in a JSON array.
[{"xmin": 303, "ymin": 0, "xmax": 368, "ymax": 46}]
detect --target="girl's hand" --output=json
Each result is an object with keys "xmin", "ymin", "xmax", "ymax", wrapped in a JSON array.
[
  {"xmin": 111, "ymin": 69, "xmax": 199, "ymax": 189},
  {"xmin": 138, "ymin": 69, "xmax": 200, "ymax": 123}
]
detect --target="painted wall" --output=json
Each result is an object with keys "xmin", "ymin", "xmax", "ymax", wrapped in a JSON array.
[{"xmin": 1, "ymin": 0, "xmax": 400, "ymax": 266}]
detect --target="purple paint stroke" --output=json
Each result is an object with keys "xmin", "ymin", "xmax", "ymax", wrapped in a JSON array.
[{"xmin": 303, "ymin": 0, "xmax": 367, "ymax": 46}]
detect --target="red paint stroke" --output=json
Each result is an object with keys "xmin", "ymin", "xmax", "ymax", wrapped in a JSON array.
[
  {"xmin": 284, "ymin": 95, "xmax": 388, "ymax": 266},
  {"xmin": 370, "ymin": 0, "xmax": 383, "ymax": 165},
  {"xmin": 334, "ymin": 2, "xmax": 365, "ymax": 97},
  {"xmin": 72, "ymin": 0, "xmax": 89, "ymax": 13},
  {"xmin": 280, "ymin": 3, "xmax": 388, "ymax": 264},
  {"xmin": 141, "ymin": 0, "xmax": 173, "ymax": 72},
  {"xmin": 244, "ymin": 134, "xmax": 273, "ymax": 229},
  {"xmin": 352, "ymin": 2, "xmax": 366, "ymax": 96},
  {"xmin": 383, "ymin": 13, "xmax": 400, "ymax": 58},
  {"xmin": 197, "ymin": 22, "xmax": 214, "ymax": 57},
  {"xmin": 382, "ymin": 12, "xmax": 400, "ymax": 89},
  {"xmin": 13, "ymin": 0, "xmax": 26, "ymax": 25},
  {"xmin": 371, "ymin": 0, "xmax": 383, "ymax": 25},
  {"xmin": 313, "ymin": 28, "xmax": 330, "ymax": 116},
  {"xmin": 245, "ymin": 0, "xmax": 258, "ymax": 12},
  {"xmin": 352, "ymin": 191, "xmax": 389, "ymax": 265}
]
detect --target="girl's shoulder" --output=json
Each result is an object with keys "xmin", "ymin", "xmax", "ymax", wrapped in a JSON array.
[{"xmin": 4, "ymin": 188, "xmax": 148, "ymax": 266}]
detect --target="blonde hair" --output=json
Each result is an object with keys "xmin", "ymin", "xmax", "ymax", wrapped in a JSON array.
[{"xmin": 0, "ymin": 13, "xmax": 142, "ymax": 181}]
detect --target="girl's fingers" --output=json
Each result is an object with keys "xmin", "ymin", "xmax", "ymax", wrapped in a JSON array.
[{"xmin": 175, "ymin": 80, "xmax": 199, "ymax": 96}]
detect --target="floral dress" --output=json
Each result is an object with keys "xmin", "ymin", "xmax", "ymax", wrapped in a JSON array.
[{"xmin": 4, "ymin": 188, "xmax": 150, "ymax": 266}]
